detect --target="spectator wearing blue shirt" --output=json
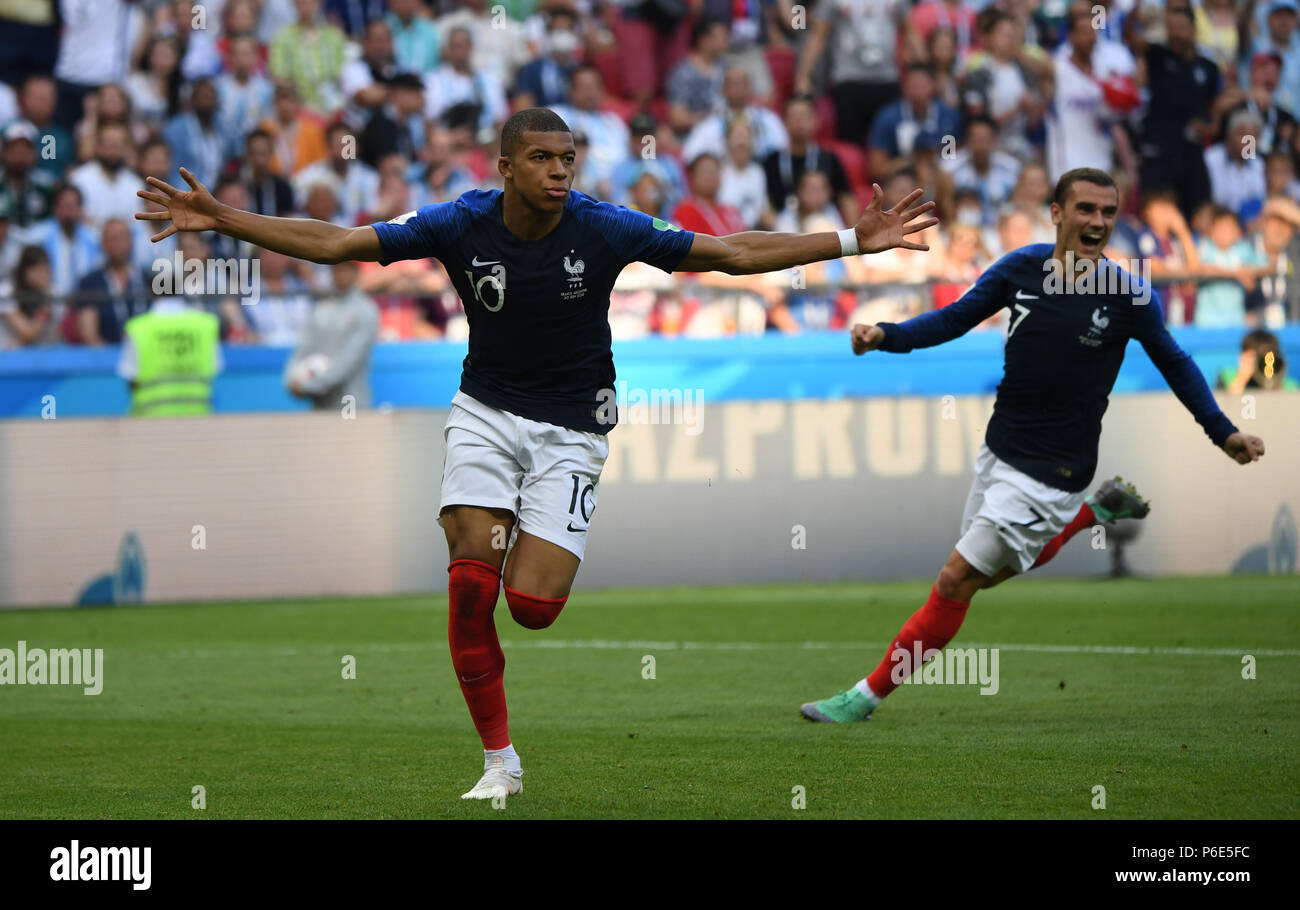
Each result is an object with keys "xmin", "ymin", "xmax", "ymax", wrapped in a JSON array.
[
  {"xmin": 38, "ymin": 183, "xmax": 102, "ymax": 297},
  {"xmin": 386, "ymin": 0, "xmax": 440, "ymax": 73},
  {"xmin": 868, "ymin": 63, "xmax": 962, "ymax": 181},
  {"xmin": 513, "ymin": 7, "xmax": 582, "ymax": 110},
  {"xmin": 1253, "ymin": 0, "xmax": 1300, "ymax": 119}
]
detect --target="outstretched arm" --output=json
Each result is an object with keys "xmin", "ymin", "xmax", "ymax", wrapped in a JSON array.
[
  {"xmin": 136, "ymin": 168, "xmax": 384, "ymax": 264},
  {"xmin": 675, "ymin": 185, "xmax": 937, "ymax": 275},
  {"xmin": 1134, "ymin": 295, "xmax": 1265, "ymax": 464}
]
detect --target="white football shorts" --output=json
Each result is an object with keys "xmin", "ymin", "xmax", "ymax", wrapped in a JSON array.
[
  {"xmin": 439, "ymin": 391, "xmax": 609, "ymax": 559},
  {"xmin": 955, "ymin": 443, "xmax": 1087, "ymax": 576}
]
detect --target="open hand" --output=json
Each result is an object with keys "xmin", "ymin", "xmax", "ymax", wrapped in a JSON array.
[
  {"xmin": 1223, "ymin": 432, "xmax": 1265, "ymax": 464},
  {"xmin": 854, "ymin": 184, "xmax": 939, "ymax": 255},
  {"xmin": 135, "ymin": 167, "xmax": 221, "ymax": 242}
]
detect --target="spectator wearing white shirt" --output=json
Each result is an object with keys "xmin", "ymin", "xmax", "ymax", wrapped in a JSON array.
[
  {"xmin": 293, "ymin": 122, "xmax": 381, "ymax": 227},
  {"xmin": 1205, "ymin": 110, "xmax": 1268, "ymax": 223},
  {"xmin": 125, "ymin": 35, "xmax": 183, "ymax": 133},
  {"xmin": 68, "ymin": 122, "xmax": 145, "ymax": 230},
  {"xmin": 717, "ymin": 119, "xmax": 772, "ymax": 230},
  {"xmin": 550, "ymin": 66, "xmax": 630, "ymax": 200},
  {"xmin": 424, "ymin": 26, "xmax": 508, "ymax": 140},
  {"xmin": 37, "ymin": 183, "xmax": 102, "ymax": 297},
  {"xmin": 52, "ymin": 0, "xmax": 145, "ymax": 130},
  {"xmin": 681, "ymin": 67, "xmax": 790, "ymax": 166},
  {"xmin": 436, "ymin": 0, "xmax": 534, "ymax": 90}
]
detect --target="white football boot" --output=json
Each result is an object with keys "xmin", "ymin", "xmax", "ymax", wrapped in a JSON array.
[{"xmin": 461, "ymin": 754, "xmax": 523, "ymax": 801}]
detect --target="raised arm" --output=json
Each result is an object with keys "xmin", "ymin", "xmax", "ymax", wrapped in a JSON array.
[
  {"xmin": 136, "ymin": 168, "xmax": 384, "ymax": 264},
  {"xmin": 676, "ymin": 185, "xmax": 936, "ymax": 274}
]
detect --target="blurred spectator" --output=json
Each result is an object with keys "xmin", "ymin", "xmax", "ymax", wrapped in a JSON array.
[
  {"xmin": 125, "ymin": 35, "xmax": 184, "ymax": 132},
  {"xmin": 927, "ymin": 27, "xmax": 962, "ymax": 112},
  {"xmin": 0, "ymin": 119, "xmax": 56, "ymax": 238},
  {"xmin": 386, "ymin": 0, "xmax": 441, "ymax": 73},
  {"xmin": 681, "ymin": 66, "xmax": 789, "ymax": 164},
  {"xmin": 74, "ymin": 218, "xmax": 150, "ymax": 345},
  {"xmin": 1136, "ymin": 5, "xmax": 1218, "ymax": 222},
  {"xmin": 408, "ymin": 125, "xmax": 476, "ymax": 207},
  {"xmin": 162, "ymin": 78, "xmax": 225, "ymax": 189},
  {"xmin": 74, "ymin": 84, "xmax": 148, "ymax": 167},
  {"xmin": 1045, "ymin": 2, "xmax": 1137, "ymax": 183},
  {"xmin": 259, "ymin": 84, "xmax": 329, "ymax": 177},
  {"xmin": 361, "ymin": 73, "xmax": 427, "ymax": 166},
  {"xmin": 513, "ymin": 6, "xmax": 583, "ymax": 109},
  {"xmin": 247, "ymin": 247, "xmax": 315, "ymax": 347},
  {"xmin": 762, "ymin": 94, "xmax": 856, "ymax": 228},
  {"xmin": 1216, "ymin": 51, "xmax": 1295, "ymax": 159},
  {"xmin": 611, "ymin": 111, "xmax": 688, "ymax": 213},
  {"xmin": 672, "ymin": 153, "xmax": 747, "ymax": 235},
  {"xmin": 717, "ymin": 118, "xmax": 771, "ymax": 230},
  {"xmin": 1248, "ymin": 195, "xmax": 1300, "ymax": 326},
  {"xmin": 942, "ymin": 115, "xmax": 1020, "ymax": 213},
  {"xmin": 772, "ymin": 167, "xmax": 844, "ymax": 235},
  {"xmin": 0, "ymin": 197, "xmax": 20, "ymax": 283},
  {"xmin": 1253, "ymin": 0, "xmax": 1300, "ymax": 118},
  {"xmin": 17, "ymin": 75, "xmax": 73, "ymax": 179},
  {"xmin": 284, "ymin": 260, "xmax": 380, "ymax": 409},
  {"xmin": 118, "ymin": 291, "xmax": 223, "ymax": 416},
  {"xmin": 208, "ymin": 178, "xmax": 258, "ymax": 262},
  {"xmin": 550, "ymin": 66, "xmax": 630, "ymax": 199},
  {"xmin": 241, "ymin": 130, "xmax": 296, "ymax": 217},
  {"xmin": 1195, "ymin": 207, "xmax": 1264, "ymax": 328},
  {"xmin": 324, "ymin": 0, "xmax": 387, "ymax": 37},
  {"xmin": 961, "ymin": 9, "xmax": 1049, "ymax": 161},
  {"xmin": 68, "ymin": 122, "xmax": 145, "ymax": 230},
  {"xmin": 666, "ymin": 18, "xmax": 730, "ymax": 135},
  {"xmin": 358, "ymin": 248, "xmax": 450, "ymax": 340},
  {"xmin": 1194, "ymin": 0, "xmax": 1240, "ymax": 76},
  {"xmin": 1266, "ymin": 149, "xmax": 1300, "ymax": 204},
  {"xmin": 1137, "ymin": 189, "xmax": 1200, "ymax": 325},
  {"xmin": 1205, "ymin": 110, "xmax": 1268, "ymax": 224},
  {"xmin": 1003, "ymin": 161, "xmax": 1054, "ymax": 241},
  {"xmin": 931, "ymin": 221, "xmax": 990, "ymax": 308},
  {"xmin": 437, "ymin": 0, "xmax": 535, "ymax": 89},
  {"xmin": 0, "ymin": 244, "xmax": 59, "ymax": 348},
  {"xmin": 218, "ymin": 0, "xmax": 269, "ymax": 72},
  {"xmin": 341, "ymin": 19, "xmax": 400, "ymax": 131},
  {"xmin": 37, "ymin": 182, "xmax": 101, "ymax": 297},
  {"xmin": 216, "ymin": 36, "xmax": 276, "ymax": 160},
  {"xmin": 796, "ymin": 0, "xmax": 921, "ymax": 145},
  {"xmin": 52, "ymin": 0, "xmax": 144, "ymax": 131},
  {"xmin": 424, "ymin": 26, "xmax": 508, "ymax": 140},
  {"xmin": 911, "ymin": 0, "xmax": 976, "ymax": 56},
  {"xmin": 868, "ymin": 63, "xmax": 962, "ymax": 181},
  {"xmin": 1220, "ymin": 329, "xmax": 1297, "ymax": 392},
  {"xmin": 270, "ymin": 0, "xmax": 350, "ymax": 115}
]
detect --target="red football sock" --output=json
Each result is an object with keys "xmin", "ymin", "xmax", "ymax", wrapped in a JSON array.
[
  {"xmin": 865, "ymin": 586, "xmax": 970, "ymax": 698},
  {"xmin": 1031, "ymin": 502, "xmax": 1096, "ymax": 569},
  {"xmin": 447, "ymin": 558, "xmax": 510, "ymax": 750},
  {"xmin": 503, "ymin": 584, "xmax": 567, "ymax": 630}
]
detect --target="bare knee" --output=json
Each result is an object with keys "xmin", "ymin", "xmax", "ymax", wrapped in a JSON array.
[
  {"xmin": 936, "ymin": 551, "xmax": 987, "ymax": 602},
  {"xmin": 442, "ymin": 506, "xmax": 514, "ymax": 569}
]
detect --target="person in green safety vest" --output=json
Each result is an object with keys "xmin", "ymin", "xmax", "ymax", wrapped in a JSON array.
[{"xmin": 117, "ymin": 296, "xmax": 223, "ymax": 416}]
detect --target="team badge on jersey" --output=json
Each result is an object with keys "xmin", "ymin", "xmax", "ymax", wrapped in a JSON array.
[
  {"xmin": 1080, "ymin": 306, "xmax": 1109, "ymax": 347},
  {"xmin": 562, "ymin": 250, "xmax": 587, "ymax": 301}
]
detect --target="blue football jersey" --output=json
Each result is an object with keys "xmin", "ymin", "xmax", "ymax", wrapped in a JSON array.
[
  {"xmin": 371, "ymin": 188, "xmax": 696, "ymax": 432},
  {"xmin": 877, "ymin": 243, "xmax": 1238, "ymax": 492}
]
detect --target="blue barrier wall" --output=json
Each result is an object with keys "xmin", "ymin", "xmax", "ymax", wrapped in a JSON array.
[{"xmin": 2, "ymin": 326, "xmax": 1297, "ymax": 417}]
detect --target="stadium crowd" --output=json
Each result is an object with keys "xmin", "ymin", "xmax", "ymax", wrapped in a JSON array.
[{"xmin": 2, "ymin": 0, "xmax": 1300, "ymax": 352}]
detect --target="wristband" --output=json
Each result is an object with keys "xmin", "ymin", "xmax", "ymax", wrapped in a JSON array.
[{"xmin": 838, "ymin": 227, "xmax": 859, "ymax": 257}]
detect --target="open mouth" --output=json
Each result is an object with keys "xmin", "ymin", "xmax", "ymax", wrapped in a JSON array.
[{"xmin": 1078, "ymin": 229, "xmax": 1105, "ymax": 252}]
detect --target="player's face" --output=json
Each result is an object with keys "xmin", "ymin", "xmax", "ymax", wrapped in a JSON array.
[
  {"xmin": 503, "ymin": 131, "xmax": 576, "ymax": 213},
  {"xmin": 1052, "ymin": 181, "xmax": 1118, "ymax": 262}
]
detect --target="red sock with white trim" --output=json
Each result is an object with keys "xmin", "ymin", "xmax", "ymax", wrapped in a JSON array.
[
  {"xmin": 447, "ymin": 559, "xmax": 510, "ymax": 750},
  {"xmin": 864, "ymin": 586, "xmax": 971, "ymax": 699}
]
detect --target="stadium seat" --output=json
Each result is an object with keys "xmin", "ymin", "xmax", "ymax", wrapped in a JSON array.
[
  {"xmin": 815, "ymin": 94, "xmax": 837, "ymax": 142},
  {"xmin": 764, "ymin": 46, "xmax": 796, "ymax": 111}
]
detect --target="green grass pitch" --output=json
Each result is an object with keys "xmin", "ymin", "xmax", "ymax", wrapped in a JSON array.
[{"xmin": 1, "ymin": 576, "xmax": 1297, "ymax": 819}]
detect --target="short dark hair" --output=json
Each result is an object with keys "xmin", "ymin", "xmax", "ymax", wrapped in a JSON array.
[
  {"xmin": 904, "ymin": 62, "xmax": 935, "ymax": 78},
  {"xmin": 246, "ymin": 128, "xmax": 272, "ymax": 148},
  {"xmin": 784, "ymin": 92, "xmax": 817, "ymax": 114},
  {"xmin": 1053, "ymin": 167, "xmax": 1117, "ymax": 206},
  {"xmin": 500, "ymin": 107, "xmax": 572, "ymax": 157},
  {"xmin": 965, "ymin": 114, "xmax": 997, "ymax": 135},
  {"xmin": 691, "ymin": 17, "xmax": 727, "ymax": 47}
]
